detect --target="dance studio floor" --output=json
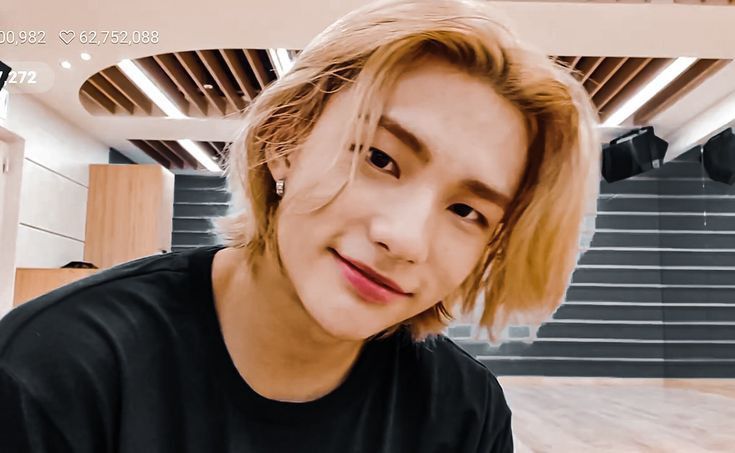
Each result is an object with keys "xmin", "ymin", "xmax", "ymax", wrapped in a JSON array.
[{"xmin": 498, "ymin": 377, "xmax": 735, "ymax": 452}]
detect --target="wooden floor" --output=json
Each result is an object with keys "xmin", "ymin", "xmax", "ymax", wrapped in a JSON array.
[{"xmin": 498, "ymin": 377, "xmax": 735, "ymax": 453}]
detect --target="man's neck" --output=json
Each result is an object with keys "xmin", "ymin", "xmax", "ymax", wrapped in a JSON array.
[{"xmin": 211, "ymin": 246, "xmax": 364, "ymax": 402}]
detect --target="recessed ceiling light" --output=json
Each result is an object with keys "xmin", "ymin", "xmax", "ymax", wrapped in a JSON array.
[
  {"xmin": 203, "ymin": 84, "xmax": 214, "ymax": 90},
  {"xmin": 60, "ymin": 60, "xmax": 72, "ymax": 69},
  {"xmin": 80, "ymin": 52, "xmax": 92, "ymax": 61}
]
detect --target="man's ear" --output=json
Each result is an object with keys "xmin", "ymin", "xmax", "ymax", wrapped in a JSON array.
[{"xmin": 264, "ymin": 150, "xmax": 293, "ymax": 182}]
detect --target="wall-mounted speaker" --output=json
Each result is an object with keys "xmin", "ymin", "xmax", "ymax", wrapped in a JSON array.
[
  {"xmin": 0, "ymin": 60, "xmax": 11, "ymax": 92},
  {"xmin": 602, "ymin": 127, "xmax": 668, "ymax": 183},
  {"xmin": 703, "ymin": 128, "xmax": 735, "ymax": 185}
]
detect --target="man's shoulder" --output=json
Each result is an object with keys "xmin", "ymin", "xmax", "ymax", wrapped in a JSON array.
[{"xmin": 0, "ymin": 247, "xmax": 220, "ymax": 370}]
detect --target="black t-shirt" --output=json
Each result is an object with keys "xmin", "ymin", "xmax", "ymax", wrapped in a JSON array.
[{"xmin": 0, "ymin": 246, "xmax": 513, "ymax": 452}]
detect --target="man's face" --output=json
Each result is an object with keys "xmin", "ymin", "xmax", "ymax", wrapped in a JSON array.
[{"xmin": 275, "ymin": 59, "xmax": 528, "ymax": 340}]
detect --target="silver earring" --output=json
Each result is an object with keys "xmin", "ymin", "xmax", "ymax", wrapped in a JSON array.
[{"xmin": 275, "ymin": 179, "xmax": 285, "ymax": 197}]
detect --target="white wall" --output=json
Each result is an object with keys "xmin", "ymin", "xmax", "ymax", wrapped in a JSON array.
[
  {"xmin": 6, "ymin": 94, "xmax": 108, "ymax": 269},
  {"xmin": 0, "ymin": 128, "xmax": 25, "ymax": 316}
]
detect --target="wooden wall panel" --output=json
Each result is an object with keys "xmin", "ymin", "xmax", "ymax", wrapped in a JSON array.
[
  {"xmin": 13, "ymin": 268, "xmax": 97, "ymax": 306},
  {"xmin": 84, "ymin": 164, "xmax": 174, "ymax": 269}
]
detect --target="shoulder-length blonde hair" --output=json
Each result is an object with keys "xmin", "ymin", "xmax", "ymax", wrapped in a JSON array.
[{"xmin": 217, "ymin": 0, "xmax": 600, "ymax": 341}]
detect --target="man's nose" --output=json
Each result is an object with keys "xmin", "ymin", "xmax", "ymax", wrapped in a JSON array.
[{"xmin": 368, "ymin": 189, "xmax": 435, "ymax": 264}]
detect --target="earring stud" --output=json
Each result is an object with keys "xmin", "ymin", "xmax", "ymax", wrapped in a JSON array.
[{"xmin": 275, "ymin": 179, "xmax": 285, "ymax": 197}]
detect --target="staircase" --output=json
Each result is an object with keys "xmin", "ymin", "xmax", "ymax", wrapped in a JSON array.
[
  {"xmin": 452, "ymin": 154, "xmax": 735, "ymax": 378},
  {"xmin": 168, "ymin": 162, "xmax": 735, "ymax": 378},
  {"xmin": 171, "ymin": 174, "xmax": 229, "ymax": 251}
]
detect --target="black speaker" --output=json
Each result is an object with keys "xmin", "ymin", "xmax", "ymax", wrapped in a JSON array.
[
  {"xmin": 703, "ymin": 128, "xmax": 735, "ymax": 185},
  {"xmin": 0, "ymin": 60, "xmax": 11, "ymax": 92},
  {"xmin": 602, "ymin": 127, "xmax": 669, "ymax": 183}
]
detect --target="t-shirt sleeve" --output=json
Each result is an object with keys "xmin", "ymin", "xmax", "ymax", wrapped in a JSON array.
[
  {"xmin": 476, "ymin": 376, "xmax": 514, "ymax": 453},
  {"xmin": 0, "ymin": 366, "xmax": 73, "ymax": 452}
]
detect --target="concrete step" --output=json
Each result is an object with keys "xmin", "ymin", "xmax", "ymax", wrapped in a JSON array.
[
  {"xmin": 479, "ymin": 357, "xmax": 735, "ymax": 378},
  {"xmin": 590, "ymin": 231, "xmax": 735, "ymax": 248},
  {"xmin": 174, "ymin": 188, "xmax": 231, "ymax": 204},
  {"xmin": 175, "ymin": 174, "xmax": 227, "ymax": 189},
  {"xmin": 553, "ymin": 303, "xmax": 735, "ymax": 322},
  {"xmin": 595, "ymin": 213, "xmax": 735, "ymax": 231},
  {"xmin": 537, "ymin": 321, "xmax": 735, "ymax": 341},
  {"xmin": 456, "ymin": 339, "xmax": 735, "ymax": 359},
  {"xmin": 570, "ymin": 267, "xmax": 735, "ymax": 286},
  {"xmin": 596, "ymin": 197, "xmax": 735, "ymax": 213},
  {"xmin": 174, "ymin": 202, "xmax": 229, "ymax": 218},
  {"xmin": 172, "ymin": 231, "xmax": 219, "ymax": 246},
  {"xmin": 173, "ymin": 217, "xmax": 215, "ymax": 232},
  {"xmin": 566, "ymin": 285, "xmax": 735, "ymax": 303},
  {"xmin": 579, "ymin": 249, "xmax": 735, "ymax": 266},
  {"xmin": 599, "ymin": 179, "xmax": 735, "ymax": 196}
]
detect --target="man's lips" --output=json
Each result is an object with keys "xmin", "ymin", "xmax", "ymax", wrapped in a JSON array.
[{"xmin": 329, "ymin": 249, "xmax": 410, "ymax": 295}]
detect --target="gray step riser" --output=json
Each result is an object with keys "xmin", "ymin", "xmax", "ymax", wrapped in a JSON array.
[
  {"xmin": 597, "ymin": 198, "xmax": 735, "ymax": 212},
  {"xmin": 600, "ymin": 180, "xmax": 735, "ymax": 196},
  {"xmin": 447, "ymin": 325, "xmax": 530, "ymax": 338},
  {"xmin": 174, "ymin": 204, "xmax": 229, "ymax": 218},
  {"xmin": 173, "ymin": 218, "xmax": 216, "ymax": 232},
  {"xmin": 173, "ymin": 232, "xmax": 219, "ymax": 245},
  {"xmin": 480, "ymin": 359, "xmax": 735, "ymax": 378},
  {"xmin": 172, "ymin": 246, "xmax": 199, "ymax": 252},
  {"xmin": 570, "ymin": 268, "xmax": 735, "ymax": 286},
  {"xmin": 460, "ymin": 341, "xmax": 735, "ymax": 359},
  {"xmin": 596, "ymin": 215, "xmax": 735, "ymax": 231},
  {"xmin": 579, "ymin": 250, "xmax": 735, "ymax": 266},
  {"xmin": 590, "ymin": 232, "xmax": 735, "ymax": 248},
  {"xmin": 175, "ymin": 175, "xmax": 227, "ymax": 189},
  {"xmin": 553, "ymin": 305, "xmax": 735, "ymax": 322},
  {"xmin": 538, "ymin": 323, "xmax": 735, "ymax": 340},
  {"xmin": 174, "ymin": 189, "xmax": 231, "ymax": 204},
  {"xmin": 566, "ymin": 286, "xmax": 735, "ymax": 303},
  {"xmin": 607, "ymin": 162, "xmax": 705, "ymax": 179}
]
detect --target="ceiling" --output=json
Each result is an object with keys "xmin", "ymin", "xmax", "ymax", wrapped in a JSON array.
[
  {"xmin": 77, "ymin": 51, "xmax": 733, "ymax": 170},
  {"xmin": 2, "ymin": 0, "xmax": 735, "ymax": 172},
  {"xmin": 555, "ymin": 56, "xmax": 731, "ymax": 124},
  {"xmin": 80, "ymin": 50, "xmax": 277, "ymax": 119}
]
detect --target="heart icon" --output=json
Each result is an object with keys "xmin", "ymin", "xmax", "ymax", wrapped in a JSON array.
[{"xmin": 59, "ymin": 30, "xmax": 75, "ymax": 45}]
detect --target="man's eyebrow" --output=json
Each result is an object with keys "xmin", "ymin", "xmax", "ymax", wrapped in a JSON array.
[
  {"xmin": 461, "ymin": 179, "xmax": 513, "ymax": 209},
  {"xmin": 378, "ymin": 115, "xmax": 431, "ymax": 164},
  {"xmin": 378, "ymin": 114, "xmax": 513, "ymax": 209}
]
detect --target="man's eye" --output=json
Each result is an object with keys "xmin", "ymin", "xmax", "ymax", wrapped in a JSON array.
[
  {"xmin": 367, "ymin": 147, "xmax": 400, "ymax": 177},
  {"xmin": 450, "ymin": 204, "xmax": 487, "ymax": 226}
]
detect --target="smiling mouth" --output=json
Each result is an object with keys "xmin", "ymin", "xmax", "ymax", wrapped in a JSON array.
[{"xmin": 329, "ymin": 248, "xmax": 412, "ymax": 296}]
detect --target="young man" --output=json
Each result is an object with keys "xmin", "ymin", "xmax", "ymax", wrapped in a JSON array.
[{"xmin": 0, "ymin": 0, "xmax": 600, "ymax": 451}]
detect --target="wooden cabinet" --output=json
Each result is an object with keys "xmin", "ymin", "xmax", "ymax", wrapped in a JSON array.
[
  {"xmin": 13, "ymin": 268, "xmax": 98, "ymax": 306},
  {"xmin": 83, "ymin": 164, "xmax": 174, "ymax": 269}
]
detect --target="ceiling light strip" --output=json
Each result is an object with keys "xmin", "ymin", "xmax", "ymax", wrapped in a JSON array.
[
  {"xmin": 602, "ymin": 57, "xmax": 697, "ymax": 127},
  {"xmin": 117, "ymin": 59, "xmax": 186, "ymax": 119},
  {"xmin": 267, "ymin": 48, "xmax": 293, "ymax": 78},
  {"xmin": 178, "ymin": 139, "xmax": 221, "ymax": 172}
]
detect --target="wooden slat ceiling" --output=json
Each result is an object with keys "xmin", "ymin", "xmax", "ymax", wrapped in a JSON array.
[
  {"xmin": 81, "ymin": 49, "xmax": 278, "ymax": 118},
  {"xmin": 128, "ymin": 140, "xmax": 229, "ymax": 170},
  {"xmin": 554, "ymin": 56, "xmax": 732, "ymax": 124},
  {"xmin": 82, "ymin": 49, "xmax": 731, "ymax": 169}
]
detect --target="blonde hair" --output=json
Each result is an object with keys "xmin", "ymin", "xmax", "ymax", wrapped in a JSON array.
[{"xmin": 217, "ymin": 0, "xmax": 601, "ymax": 341}]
